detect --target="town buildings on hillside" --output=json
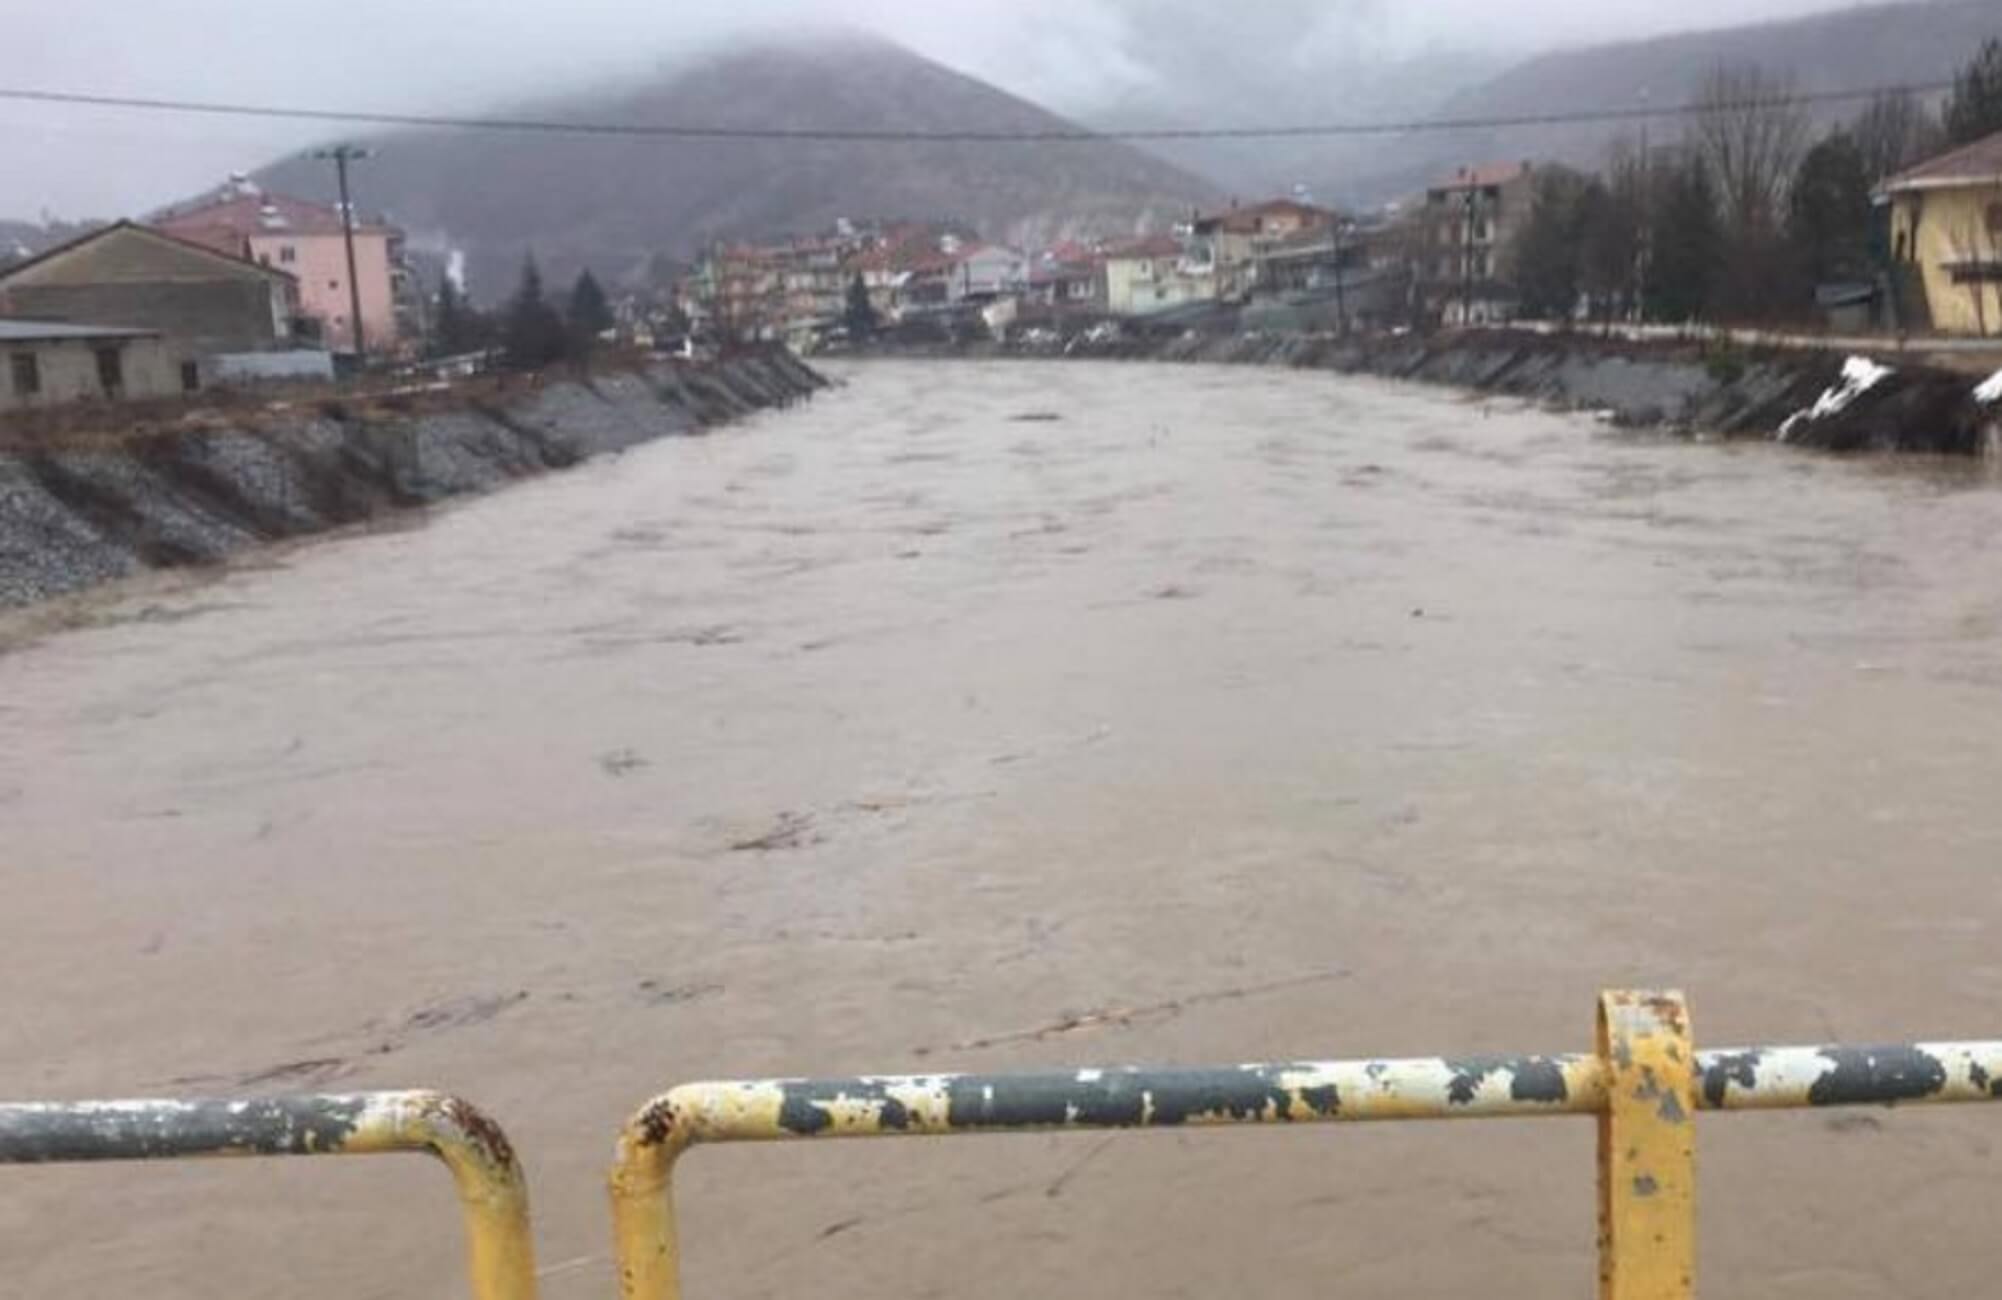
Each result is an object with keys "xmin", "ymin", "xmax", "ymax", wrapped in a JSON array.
[
  {"xmin": 683, "ymin": 223, "xmax": 1031, "ymax": 345},
  {"xmin": 1191, "ymin": 198, "xmax": 1337, "ymax": 300},
  {"xmin": 154, "ymin": 180, "xmax": 412, "ymax": 355},
  {"xmin": 677, "ymin": 199, "xmax": 1372, "ymax": 346}
]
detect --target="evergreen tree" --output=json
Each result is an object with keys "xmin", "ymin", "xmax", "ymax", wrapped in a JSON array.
[
  {"xmin": 502, "ymin": 255, "xmax": 567, "ymax": 371},
  {"xmin": 566, "ymin": 270, "xmax": 615, "ymax": 353},
  {"xmin": 1644, "ymin": 160, "xmax": 1725, "ymax": 323},
  {"xmin": 843, "ymin": 272, "xmax": 880, "ymax": 339},
  {"xmin": 1578, "ymin": 178, "xmax": 1644, "ymax": 321},
  {"xmin": 1945, "ymin": 38, "xmax": 2002, "ymax": 146},
  {"xmin": 1511, "ymin": 169, "xmax": 1590, "ymax": 320},
  {"xmin": 432, "ymin": 277, "xmax": 487, "ymax": 356},
  {"xmin": 1788, "ymin": 132, "xmax": 1874, "ymax": 285},
  {"xmin": 658, "ymin": 299, "xmax": 692, "ymax": 339}
]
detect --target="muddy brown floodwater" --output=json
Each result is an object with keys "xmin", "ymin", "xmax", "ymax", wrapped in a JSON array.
[{"xmin": 6, "ymin": 359, "xmax": 2002, "ymax": 1299}]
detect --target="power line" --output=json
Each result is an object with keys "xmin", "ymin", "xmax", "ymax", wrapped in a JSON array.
[{"xmin": 0, "ymin": 79, "xmax": 1956, "ymax": 144}]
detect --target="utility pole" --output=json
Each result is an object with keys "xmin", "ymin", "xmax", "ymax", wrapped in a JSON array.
[
  {"xmin": 1634, "ymin": 88, "xmax": 1652, "ymax": 326},
  {"xmin": 313, "ymin": 144, "xmax": 373, "ymax": 362},
  {"xmin": 1332, "ymin": 220, "xmax": 1351, "ymax": 337},
  {"xmin": 1461, "ymin": 184, "xmax": 1478, "ymax": 329}
]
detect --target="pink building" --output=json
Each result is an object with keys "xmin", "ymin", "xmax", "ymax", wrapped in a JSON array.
[{"xmin": 155, "ymin": 187, "xmax": 401, "ymax": 355}]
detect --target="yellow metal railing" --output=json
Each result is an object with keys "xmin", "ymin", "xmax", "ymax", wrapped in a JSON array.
[
  {"xmin": 0, "ymin": 1090, "xmax": 537, "ymax": 1300},
  {"xmin": 607, "ymin": 990, "xmax": 2002, "ymax": 1300},
  {"xmin": 10, "ymin": 991, "xmax": 2002, "ymax": 1300}
]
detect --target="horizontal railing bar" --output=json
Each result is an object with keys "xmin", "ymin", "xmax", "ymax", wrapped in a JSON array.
[
  {"xmin": 0, "ymin": 1092, "xmax": 538, "ymax": 1300},
  {"xmin": 1697, "ymin": 1042, "xmax": 2002, "ymax": 1111},
  {"xmin": 0, "ymin": 1095, "xmax": 386, "ymax": 1163},
  {"xmin": 624, "ymin": 1041, "xmax": 2002, "ymax": 1150}
]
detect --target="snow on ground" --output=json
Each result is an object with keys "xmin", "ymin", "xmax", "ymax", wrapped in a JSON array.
[{"xmin": 1778, "ymin": 356, "xmax": 1894, "ymax": 442}]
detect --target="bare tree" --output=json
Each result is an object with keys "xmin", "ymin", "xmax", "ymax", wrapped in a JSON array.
[
  {"xmin": 1688, "ymin": 62, "xmax": 1811, "ymax": 238},
  {"xmin": 1852, "ymin": 89, "xmax": 1946, "ymax": 185},
  {"xmin": 1598, "ymin": 135, "xmax": 1651, "ymax": 319}
]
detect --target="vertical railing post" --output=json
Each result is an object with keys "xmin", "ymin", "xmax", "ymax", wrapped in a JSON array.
[
  {"xmin": 610, "ymin": 1097, "xmax": 690, "ymax": 1300},
  {"xmin": 0, "ymin": 1092, "xmax": 537, "ymax": 1300},
  {"xmin": 1598, "ymin": 990, "xmax": 1697, "ymax": 1300}
]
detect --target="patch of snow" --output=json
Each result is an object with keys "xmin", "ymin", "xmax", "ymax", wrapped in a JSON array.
[
  {"xmin": 1778, "ymin": 356, "xmax": 1894, "ymax": 442},
  {"xmin": 1975, "ymin": 368, "xmax": 2002, "ymax": 405}
]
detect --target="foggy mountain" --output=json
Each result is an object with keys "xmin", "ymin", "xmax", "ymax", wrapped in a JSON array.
[
  {"xmin": 256, "ymin": 31, "xmax": 1220, "ymax": 301},
  {"xmin": 1316, "ymin": 0, "xmax": 1999, "ymax": 205},
  {"xmin": 1017, "ymin": 0, "xmax": 1514, "ymax": 205},
  {"xmin": 1084, "ymin": 48, "xmax": 1510, "ymax": 205}
]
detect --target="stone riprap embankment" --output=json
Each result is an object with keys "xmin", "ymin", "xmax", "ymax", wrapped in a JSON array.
[
  {"xmin": 0, "ymin": 348, "xmax": 825, "ymax": 610},
  {"xmin": 900, "ymin": 330, "xmax": 2002, "ymax": 456}
]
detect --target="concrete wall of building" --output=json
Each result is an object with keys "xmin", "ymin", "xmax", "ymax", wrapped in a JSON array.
[
  {"xmin": 0, "ymin": 335, "xmax": 191, "ymax": 412},
  {"xmin": 0, "ymin": 226, "xmax": 291, "ymax": 355},
  {"xmin": 249, "ymin": 232, "xmax": 397, "ymax": 353},
  {"xmin": 1, "ymin": 281, "xmax": 286, "ymax": 355},
  {"xmin": 1105, "ymin": 257, "xmax": 1216, "ymax": 316},
  {"xmin": 1417, "ymin": 175, "xmax": 1537, "ymax": 324},
  {"xmin": 951, "ymin": 248, "xmax": 1028, "ymax": 300},
  {"xmin": 1890, "ymin": 187, "xmax": 2002, "ymax": 336}
]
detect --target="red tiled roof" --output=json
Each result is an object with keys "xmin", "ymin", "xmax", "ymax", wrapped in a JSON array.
[
  {"xmin": 846, "ymin": 233, "xmax": 1013, "ymax": 274},
  {"xmin": 154, "ymin": 190, "xmax": 395, "ymax": 241},
  {"xmin": 1041, "ymin": 240, "xmax": 1098, "ymax": 264},
  {"xmin": 1880, "ymin": 128, "xmax": 2002, "ymax": 193},
  {"xmin": 1029, "ymin": 262, "xmax": 1098, "ymax": 285},
  {"xmin": 903, "ymin": 250, "xmax": 959, "ymax": 275},
  {"xmin": 1432, "ymin": 161, "xmax": 1534, "ymax": 192},
  {"xmin": 1102, "ymin": 234, "xmax": 1184, "ymax": 260},
  {"xmin": 0, "ymin": 219, "xmax": 296, "ymax": 286},
  {"xmin": 1197, "ymin": 198, "xmax": 1334, "ymax": 234}
]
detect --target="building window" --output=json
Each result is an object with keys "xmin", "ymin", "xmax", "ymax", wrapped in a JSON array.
[
  {"xmin": 95, "ymin": 346, "xmax": 124, "ymax": 396},
  {"xmin": 258, "ymin": 253, "xmax": 272, "ymax": 267},
  {"xmin": 329, "ymin": 280, "xmax": 340, "ymax": 291},
  {"xmin": 180, "ymin": 361, "xmax": 201, "ymax": 393},
  {"xmin": 280, "ymin": 246, "xmax": 297, "ymax": 264},
  {"xmin": 9, "ymin": 352, "xmax": 39, "ymax": 397}
]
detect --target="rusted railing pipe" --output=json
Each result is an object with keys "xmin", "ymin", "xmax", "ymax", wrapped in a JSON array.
[
  {"xmin": 0, "ymin": 1091, "xmax": 537, "ymax": 1300},
  {"xmin": 608, "ymin": 1051, "xmax": 1610, "ymax": 1300},
  {"xmin": 607, "ymin": 995, "xmax": 2002, "ymax": 1300}
]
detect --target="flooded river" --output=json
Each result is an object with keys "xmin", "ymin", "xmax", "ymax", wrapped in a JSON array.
[{"xmin": 6, "ymin": 359, "xmax": 2002, "ymax": 1299}]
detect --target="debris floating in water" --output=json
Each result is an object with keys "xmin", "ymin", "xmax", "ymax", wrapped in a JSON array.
[{"xmin": 1778, "ymin": 356, "xmax": 1894, "ymax": 442}]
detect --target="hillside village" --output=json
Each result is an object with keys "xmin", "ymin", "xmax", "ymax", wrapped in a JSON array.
[
  {"xmin": 2, "ymin": 36, "xmax": 2001, "ymax": 412},
  {"xmin": 17, "ymin": 7, "xmax": 2002, "ymax": 1296}
]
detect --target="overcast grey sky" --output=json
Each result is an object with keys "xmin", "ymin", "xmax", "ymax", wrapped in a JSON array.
[{"xmin": 1, "ymin": 0, "xmax": 1871, "ymax": 220}]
